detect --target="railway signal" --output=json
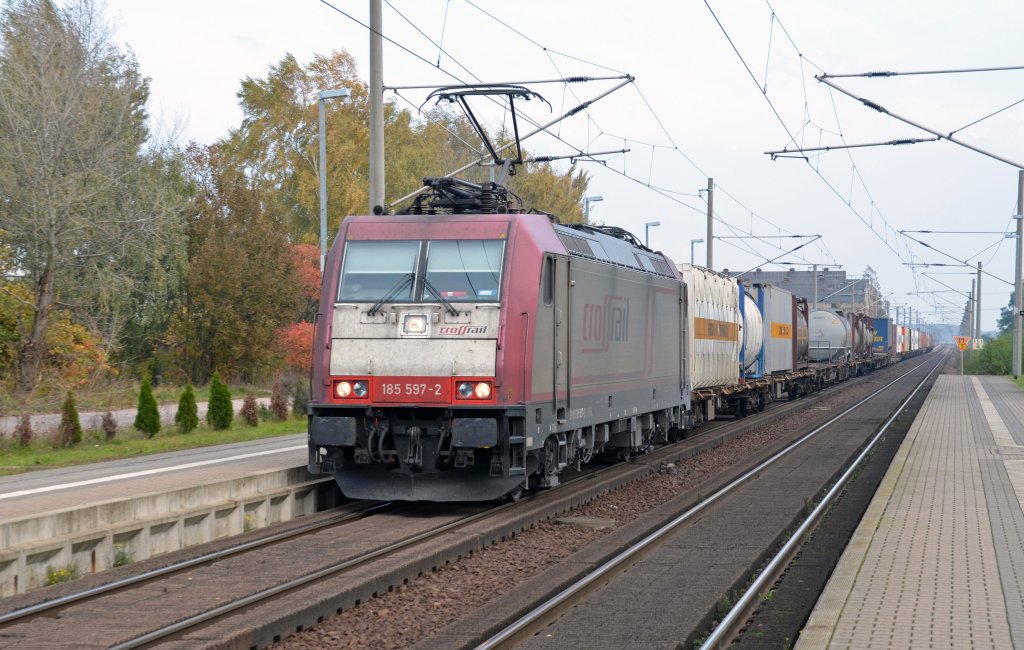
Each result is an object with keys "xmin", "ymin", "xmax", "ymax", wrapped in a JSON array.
[{"xmin": 954, "ymin": 335, "xmax": 971, "ymax": 375}]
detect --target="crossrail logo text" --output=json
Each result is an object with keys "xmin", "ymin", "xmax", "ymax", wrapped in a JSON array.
[
  {"xmin": 582, "ymin": 296, "xmax": 630, "ymax": 353},
  {"xmin": 438, "ymin": 325, "xmax": 487, "ymax": 336}
]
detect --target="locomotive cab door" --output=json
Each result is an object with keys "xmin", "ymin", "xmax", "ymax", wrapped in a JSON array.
[{"xmin": 553, "ymin": 255, "xmax": 570, "ymax": 420}]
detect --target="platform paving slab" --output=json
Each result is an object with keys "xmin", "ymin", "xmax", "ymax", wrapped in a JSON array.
[{"xmin": 798, "ymin": 375, "xmax": 1024, "ymax": 649}]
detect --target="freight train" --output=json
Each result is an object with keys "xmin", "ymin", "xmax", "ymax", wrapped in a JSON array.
[{"xmin": 306, "ymin": 179, "xmax": 933, "ymax": 502}]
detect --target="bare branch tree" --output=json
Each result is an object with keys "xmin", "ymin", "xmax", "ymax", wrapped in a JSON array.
[{"xmin": 0, "ymin": 0, "xmax": 186, "ymax": 393}]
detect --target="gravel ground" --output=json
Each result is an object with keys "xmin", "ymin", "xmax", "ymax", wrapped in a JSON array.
[{"xmin": 276, "ymin": 365, "xmax": 912, "ymax": 650}]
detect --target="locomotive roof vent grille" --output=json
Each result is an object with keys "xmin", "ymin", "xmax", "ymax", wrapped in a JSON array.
[
  {"xmin": 557, "ymin": 233, "xmax": 595, "ymax": 258},
  {"xmin": 650, "ymin": 257, "xmax": 673, "ymax": 276}
]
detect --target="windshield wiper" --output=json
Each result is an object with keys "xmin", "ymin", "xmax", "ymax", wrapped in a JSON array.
[
  {"xmin": 422, "ymin": 277, "xmax": 460, "ymax": 317},
  {"xmin": 367, "ymin": 273, "xmax": 414, "ymax": 317}
]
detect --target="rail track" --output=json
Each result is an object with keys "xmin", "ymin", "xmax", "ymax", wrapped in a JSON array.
[
  {"xmin": 474, "ymin": 353, "xmax": 945, "ymax": 649},
  {"xmin": 0, "ymin": 358, "xmax": 929, "ymax": 649},
  {"xmin": 698, "ymin": 356, "xmax": 942, "ymax": 649},
  {"xmin": 0, "ymin": 500, "xmax": 394, "ymax": 626}
]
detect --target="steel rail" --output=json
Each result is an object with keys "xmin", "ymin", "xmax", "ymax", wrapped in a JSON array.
[
  {"xmin": 104, "ymin": 406, "xmax": 799, "ymax": 650},
  {"xmin": 109, "ymin": 450, "xmax": 648, "ymax": 650},
  {"xmin": 699, "ymin": 354, "xmax": 944, "ymax": 649},
  {"xmin": 475, "ymin": 355, "xmax": 939, "ymax": 649},
  {"xmin": 0, "ymin": 501, "xmax": 394, "ymax": 626},
  {"xmin": 108, "ymin": 498, "xmax": 530, "ymax": 650}
]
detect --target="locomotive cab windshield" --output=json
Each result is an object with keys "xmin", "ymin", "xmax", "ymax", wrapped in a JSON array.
[{"xmin": 338, "ymin": 238, "xmax": 505, "ymax": 305}]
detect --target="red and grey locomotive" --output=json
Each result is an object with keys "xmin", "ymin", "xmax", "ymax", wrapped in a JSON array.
[{"xmin": 308, "ymin": 178, "xmax": 688, "ymax": 501}]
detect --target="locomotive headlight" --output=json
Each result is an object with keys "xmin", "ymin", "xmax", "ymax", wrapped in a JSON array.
[
  {"xmin": 352, "ymin": 381, "xmax": 368, "ymax": 398},
  {"xmin": 402, "ymin": 314, "xmax": 428, "ymax": 335},
  {"xmin": 335, "ymin": 381, "xmax": 353, "ymax": 398},
  {"xmin": 456, "ymin": 381, "xmax": 492, "ymax": 400}
]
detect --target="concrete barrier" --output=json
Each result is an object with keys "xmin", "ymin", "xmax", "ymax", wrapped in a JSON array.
[{"xmin": 0, "ymin": 466, "xmax": 339, "ymax": 596}]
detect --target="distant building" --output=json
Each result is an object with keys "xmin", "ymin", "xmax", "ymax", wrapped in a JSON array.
[{"xmin": 723, "ymin": 268, "xmax": 886, "ymax": 316}]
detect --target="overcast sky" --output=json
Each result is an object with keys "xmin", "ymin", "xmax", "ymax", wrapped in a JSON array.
[{"xmin": 104, "ymin": 0, "xmax": 1024, "ymax": 331}]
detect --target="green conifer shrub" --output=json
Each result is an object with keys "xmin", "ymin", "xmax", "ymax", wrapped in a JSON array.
[
  {"xmin": 206, "ymin": 372, "xmax": 233, "ymax": 430},
  {"xmin": 175, "ymin": 383, "xmax": 199, "ymax": 434},
  {"xmin": 133, "ymin": 376, "xmax": 160, "ymax": 437}
]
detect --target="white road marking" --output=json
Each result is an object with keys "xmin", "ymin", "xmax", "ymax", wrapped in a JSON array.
[{"xmin": 0, "ymin": 444, "xmax": 307, "ymax": 501}]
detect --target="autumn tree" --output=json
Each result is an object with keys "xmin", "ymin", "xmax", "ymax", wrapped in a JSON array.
[
  {"xmin": 175, "ymin": 144, "xmax": 304, "ymax": 382},
  {"xmin": 0, "ymin": 0, "xmax": 186, "ymax": 394},
  {"xmin": 171, "ymin": 50, "xmax": 588, "ymax": 384},
  {"xmin": 230, "ymin": 50, "xmax": 589, "ymax": 244}
]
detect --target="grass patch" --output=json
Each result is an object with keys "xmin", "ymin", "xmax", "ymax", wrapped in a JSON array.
[
  {"xmin": 1, "ymin": 381, "xmax": 272, "ymax": 416},
  {"xmin": 0, "ymin": 417, "xmax": 306, "ymax": 476},
  {"xmin": 45, "ymin": 563, "xmax": 80, "ymax": 585}
]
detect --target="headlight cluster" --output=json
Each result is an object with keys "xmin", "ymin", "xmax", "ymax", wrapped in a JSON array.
[
  {"xmin": 401, "ymin": 314, "xmax": 428, "ymax": 335},
  {"xmin": 456, "ymin": 381, "xmax": 492, "ymax": 400},
  {"xmin": 334, "ymin": 380, "xmax": 368, "ymax": 399}
]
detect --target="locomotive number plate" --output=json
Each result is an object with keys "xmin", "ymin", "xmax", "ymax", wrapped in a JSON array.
[{"xmin": 374, "ymin": 378, "xmax": 449, "ymax": 403}]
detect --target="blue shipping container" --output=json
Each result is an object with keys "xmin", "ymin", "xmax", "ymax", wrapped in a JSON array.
[{"xmin": 872, "ymin": 317, "xmax": 891, "ymax": 354}]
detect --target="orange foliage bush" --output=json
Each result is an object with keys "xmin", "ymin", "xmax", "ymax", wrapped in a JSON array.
[
  {"xmin": 278, "ymin": 321, "xmax": 314, "ymax": 372},
  {"xmin": 290, "ymin": 243, "xmax": 321, "ymax": 301},
  {"xmin": 45, "ymin": 317, "xmax": 110, "ymax": 387}
]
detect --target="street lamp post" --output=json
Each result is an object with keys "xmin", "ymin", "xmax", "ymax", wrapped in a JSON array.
[
  {"xmin": 645, "ymin": 221, "xmax": 661, "ymax": 248},
  {"xmin": 319, "ymin": 87, "xmax": 352, "ymax": 273},
  {"xmin": 690, "ymin": 238, "xmax": 704, "ymax": 265},
  {"xmin": 583, "ymin": 195, "xmax": 603, "ymax": 224},
  {"xmin": 1015, "ymin": 169, "xmax": 1024, "ymax": 379}
]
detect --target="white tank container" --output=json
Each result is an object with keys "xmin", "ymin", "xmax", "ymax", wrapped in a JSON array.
[
  {"xmin": 741, "ymin": 290, "xmax": 764, "ymax": 371},
  {"xmin": 677, "ymin": 264, "xmax": 741, "ymax": 388},
  {"xmin": 809, "ymin": 309, "xmax": 852, "ymax": 361}
]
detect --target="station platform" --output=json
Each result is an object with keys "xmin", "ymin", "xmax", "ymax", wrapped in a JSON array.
[
  {"xmin": 0, "ymin": 433, "xmax": 338, "ymax": 596},
  {"xmin": 0, "ymin": 433, "xmax": 308, "ymax": 521},
  {"xmin": 799, "ymin": 375, "xmax": 1024, "ymax": 649}
]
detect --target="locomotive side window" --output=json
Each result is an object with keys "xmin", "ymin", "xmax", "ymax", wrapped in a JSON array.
[
  {"xmin": 543, "ymin": 256, "xmax": 554, "ymax": 306},
  {"xmin": 423, "ymin": 240, "xmax": 505, "ymax": 302},
  {"xmin": 338, "ymin": 241, "xmax": 421, "ymax": 301}
]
